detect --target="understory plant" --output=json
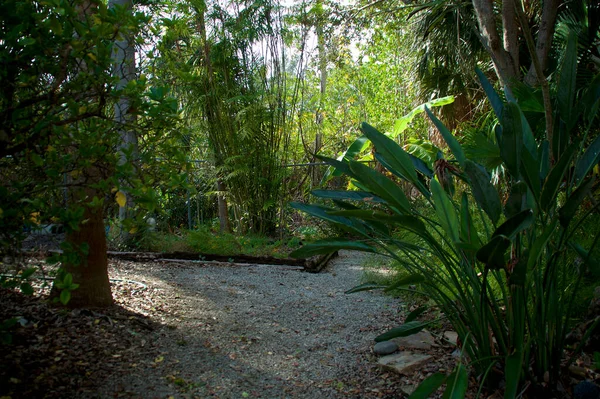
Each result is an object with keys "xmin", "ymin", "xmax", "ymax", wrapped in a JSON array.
[{"xmin": 291, "ymin": 35, "xmax": 600, "ymax": 397}]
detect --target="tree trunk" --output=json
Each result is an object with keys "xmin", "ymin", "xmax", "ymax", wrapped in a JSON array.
[
  {"xmin": 60, "ymin": 192, "xmax": 113, "ymax": 308},
  {"xmin": 312, "ymin": 0, "xmax": 327, "ymax": 187},
  {"xmin": 524, "ymin": 0, "xmax": 561, "ymax": 85},
  {"xmin": 109, "ymin": 0, "xmax": 138, "ymax": 233},
  {"xmin": 472, "ymin": 0, "xmax": 520, "ymax": 88},
  {"xmin": 217, "ymin": 179, "xmax": 231, "ymax": 233}
]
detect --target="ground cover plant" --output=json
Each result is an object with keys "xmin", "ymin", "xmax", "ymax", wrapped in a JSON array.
[{"xmin": 291, "ymin": 35, "xmax": 600, "ymax": 397}]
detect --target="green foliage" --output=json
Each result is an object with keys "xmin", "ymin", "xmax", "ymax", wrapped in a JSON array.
[{"xmin": 292, "ymin": 53, "xmax": 600, "ymax": 395}]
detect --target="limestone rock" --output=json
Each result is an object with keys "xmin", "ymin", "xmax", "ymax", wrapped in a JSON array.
[
  {"xmin": 392, "ymin": 330, "xmax": 435, "ymax": 350},
  {"xmin": 377, "ymin": 351, "xmax": 433, "ymax": 375},
  {"xmin": 444, "ymin": 331, "xmax": 458, "ymax": 346},
  {"xmin": 373, "ymin": 341, "xmax": 399, "ymax": 355}
]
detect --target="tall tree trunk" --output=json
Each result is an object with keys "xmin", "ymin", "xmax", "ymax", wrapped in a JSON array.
[
  {"xmin": 312, "ymin": 0, "xmax": 327, "ymax": 187},
  {"xmin": 524, "ymin": 0, "xmax": 561, "ymax": 85},
  {"xmin": 216, "ymin": 179, "xmax": 231, "ymax": 233},
  {"xmin": 61, "ymin": 181, "xmax": 113, "ymax": 308},
  {"xmin": 109, "ymin": 0, "xmax": 138, "ymax": 234}
]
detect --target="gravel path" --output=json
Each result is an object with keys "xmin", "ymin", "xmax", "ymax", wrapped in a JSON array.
[{"xmin": 94, "ymin": 251, "xmax": 405, "ymax": 398}]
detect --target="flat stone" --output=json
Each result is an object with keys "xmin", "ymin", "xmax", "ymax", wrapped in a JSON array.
[
  {"xmin": 377, "ymin": 351, "xmax": 433, "ymax": 375},
  {"xmin": 444, "ymin": 331, "xmax": 458, "ymax": 346},
  {"xmin": 373, "ymin": 341, "xmax": 399, "ymax": 355},
  {"xmin": 392, "ymin": 330, "xmax": 435, "ymax": 350}
]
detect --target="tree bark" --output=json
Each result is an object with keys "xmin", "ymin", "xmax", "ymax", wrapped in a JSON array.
[
  {"xmin": 109, "ymin": 0, "xmax": 138, "ymax": 231},
  {"xmin": 61, "ymin": 188, "xmax": 113, "ymax": 308},
  {"xmin": 524, "ymin": 0, "xmax": 561, "ymax": 85},
  {"xmin": 217, "ymin": 179, "xmax": 231, "ymax": 233},
  {"xmin": 472, "ymin": 0, "xmax": 519, "ymax": 87},
  {"xmin": 312, "ymin": 0, "xmax": 327, "ymax": 187}
]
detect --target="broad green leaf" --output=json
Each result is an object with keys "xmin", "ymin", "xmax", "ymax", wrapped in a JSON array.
[
  {"xmin": 385, "ymin": 274, "xmax": 426, "ymax": 292},
  {"xmin": 60, "ymin": 290, "xmax": 71, "ymax": 305},
  {"xmin": 504, "ymin": 352, "xmax": 523, "ymax": 399},
  {"xmin": 493, "ymin": 209, "xmax": 533, "ymax": 240},
  {"xmin": 345, "ymin": 282, "xmax": 387, "ymax": 294},
  {"xmin": 20, "ymin": 282, "xmax": 34, "ymax": 296},
  {"xmin": 443, "ymin": 364, "xmax": 468, "ymax": 399},
  {"xmin": 465, "ymin": 160, "xmax": 502, "ymax": 225},
  {"xmin": 500, "ymin": 102, "xmax": 524, "ymax": 178},
  {"xmin": 570, "ymin": 241, "xmax": 600, "ymax": 277},
  {"xmin": 290, "ymin": 202, "xmax": 364, "ymax": 234},
  {"xmin": 541, "ymin": 142, "xmax": 578, "ymax": 211},
  {"xmin": 520, "ymin": 148, "xmax": 541, "ymax": 201},
  {"xmin": 575, "ymin": 136, "xmax": 600, "ymax": 184},
  {"xmin": 289, "ymin": 239, "xmax": 376, "ymax": 259},
  {"xmin": 408, "ymin": 152, "xmax": 434, "ymax": 178},
  {"xmin": 316, "ymin": 155, "xmax": 358, "ymax": 180},
  {"xmin": 504, "ymin": 182, "xmax": 528, "ymax": 218},
  {"xmin": 559, "ymin": 178, "xmax": 595, "ymax": 227},
  {"xmin": 329, "ymin": 136, "xmax": 369, "ymax": 178},
  {"xmin": 431, "ymin": 179, "xmax": 460, "ymax": 243},
  {"xmin": 391, "ymin": 96, "xmax": 455, "ymax": 138},
  {"xmin": 476, "ymin": 235, "xmax": 510, "ymax": 269},
  {"xmin": 408, "ymin": 373, "xmax": 447, "ymax": 399},
  {"xmin": 63, "ymin": 273, "xmax": 73, "ymax": 287},
  {"xmin": 375, "ymin": 154, "xmax": 431, "ymax": 198},
  {"xmin": 360, "ymin": 122, "xmax": 419, "ymax": 184},
  {"xmin": 20, "ymin": 267, "xmax": 37, "ymax": 279},
  {"xmin": 405, "ymin": 306, "xmax": 428, "ymax": 323},
  {"xmin": 527, "ymin": 220, "xmax": 558, "ymax": 270},
  {"xmin": 476, "ymin": 67, "xmax": 503, "ymax": 119},
  {"xmin": 311, "ymin": 190, "xmax": 384, "ymax": 203},
  {"xmin": 460, "ymin": 193, "xmax": 480, "ymax": 249},
  {"xmin": 425, "ymin": 107, "xmax": 465, "ymax": 168},
  {"xmin": 349, "ymin": 160, "xmax": 411, "ymax": 214},
  {"xmin": 375, "ymin": 320, "xmax": 433, "ymax": 342}
]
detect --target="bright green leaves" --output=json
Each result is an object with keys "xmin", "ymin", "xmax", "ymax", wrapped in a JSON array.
[
  {"xmin": 374, "ymin": 320, "xmax": 434, "ymax": 342},
  {"xmin": 289, "ymin": 239, "xmax": 377, "ymax": 259},
  {"xmin": 349, "ymin": 160, "xmax": 411, "ymax": 214},
  {"xmin": 431, "ymin": 179, "xmax": 459, "ymax": 243},
  {"xmin": 425, "ymin": 107, "xmax": 465, "ymax": 168},
  {"xmin": 54, "ymin": 272, "xmax": 80, "ymax": 305},
  {"xmin": 465, "ymin": 160, "xmax": 502, "ymax": 225},
  {"xmin": 499, "ymin": 102, "xmax": 524, "ymax": 178}
]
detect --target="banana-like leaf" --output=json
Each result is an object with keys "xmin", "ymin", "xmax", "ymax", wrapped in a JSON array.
[
  {"xmin": 290, "ymin": 202, "xmax": 365, "ymax": 234},
  {"xmin": 575, "ymin": 136, "xmax": 600, "ymax": 184},
  {"xmin": 408, "ymin": 373, "xmax": 447, "ymax": 399},
  {"xmin": 327, "ymin": 136, "xmax": 370, "ymax": 179},
  {"xmin": 431, "ymin": 179, "xmax": 460, "ymax": 243},
  {"xmin": 311, "ymin": 190, "xmax": 385, "ymax": 204},
  {"xmin": 520, "ymin": 148, "xmax": 542, "ymax": 201},
  {"xmin": 476, "ymin": 67, "xmax": 503, "ymax": 119},
  {"xmin": 465, "ymin": 160, "xmax": 502, "ymax": 225},
  {"xmin": 316, "ymin": 154, "xmax": 358, "ymax": 180},
  {"xmin": 541, "ymin": 142, "xmax": 578, "ymax": 212},
  {"xmin": 349, "ymin": 160, "xmax": 411, "ymax": 214},
  {"xmin": 345, "ymin": 282, "xmax": 387, "ymax": 294},
  {"xmin": 289, "ymin": 239, "xmax": 376, "ymax": 259},
  {"xmin": 493, "ymin": 209, "xmax": 533, "ymax": 240},
  {"xmin": 539, "ymin": 140, "xmax": 551, "ymax": 180},
  {"xmin": 476, "ymin": 235, "xmax": 511, "ymax": 269},
  {"xmin": 409, "ymin": 152, "xmax": 434, "ymax": 178},
  {"xmin": 405, "ymin": 305, "xmax": 428, "ymax": 323},
  {"xmin": 391, "ymin": 96, "xmax": 455, "ymax": 138},
  {"xmin": 527, "ymin": 219, "xmax": 558, "ymax": 270},
  {"xmin": 425, "ymin": 107, "xmax": 466, "ymax": 168},
  {"xmin": 375, "ymin": 320, "xmax": 434, "ymax": 342},
  {"xmin": 500, "ymin": 102, "xmax": 524, "ymax": 179},
  {"xmin": 570, "ymin": 241, "xmax": 600, "ymax": 277},
  {"xmin": 443, "ymin": 364, "xmax": 468, "ymax": 399},
  {"xmin": 460, "ymin": 193, "xmax": 480, "ymax": 249},
  {"xmin": 361, "ymin": 122, "xmax": 419, "ymax": 184},
  {"xmin": 559, "ymin": 178, "xmax": 595, "ymax": 227},
  {"xmin": 375, "ymin": 153, "xmax": 431, "ymax": 198},
  {"xmin": 504, "ymin": 181, "xmax": 528, "ymax": 218},
  {"xmin": 504, "ymin": 352, "xmax": 523, "ymax": 399},
  {"xmin": 385, "ymin": 274, "xmax": 426, "ymax": 292}
]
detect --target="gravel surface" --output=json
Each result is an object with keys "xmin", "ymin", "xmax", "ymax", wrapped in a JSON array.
[{"xmin": 94, "ymin": 251, "xmax": 407, "ymax": 398}]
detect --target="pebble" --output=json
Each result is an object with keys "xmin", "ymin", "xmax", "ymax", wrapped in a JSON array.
[{"xmin": 373, "ymin": 341, "xmax": 399, "ymax": 355}]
